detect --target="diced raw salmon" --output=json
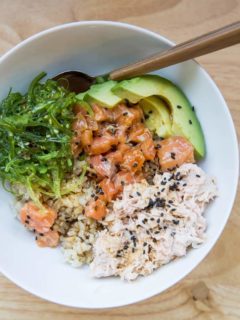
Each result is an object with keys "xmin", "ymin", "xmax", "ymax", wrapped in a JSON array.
[
  {"xmin": 99, "ymin": 178, "xmax": 117, "ymax": 202},
  {"xmin": 113, "ymin": 171, "xmax": 135, "ymax": 194},
  {"xmin": 121, "ymin": 148, "xmax": 145, "ymax": 173},
  {"xmin": 157, "ymin": 136, "xmax": 195, "ymax": 170},
  {"xmin": 89, "ymin": 155, "xmax": 116, "ymax": 178},
  {"xmin": 85, "ymin": 198, "xmax": 107, "ymax": 220},
  {"xmin": 20, "ymin": 202, "xmax": 57, "ymax": 234},
  {"xmin": 140, "ymin": 138, "xmax": 156, "ymax": 160},
  {"xmin": 92, "ymin": 104, "xmax": 113, "ymax": 122},
  {"xmin": 89, "ymin": 134, "xmax": 118, "ymax": 155},
  {"xmin": 106, "ymin": 150, "xmax": 123, "ymax": 164},
  {"xmin": 81, "ymin": 129, "xmax": 93, "ymax": 148},
  {"xmin": 36, "ymin": 230, "xmax": 60, "ymax": 248}
]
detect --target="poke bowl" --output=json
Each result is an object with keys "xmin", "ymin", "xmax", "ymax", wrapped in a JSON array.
[{"xmin": 0, "ymin": 21, "xmax": 238, "ymax": 309}]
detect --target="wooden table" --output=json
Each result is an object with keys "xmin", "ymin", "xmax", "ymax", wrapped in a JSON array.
[{"xmin": 0, "ymin": 1, "xmax": 239, "ymax": 319}]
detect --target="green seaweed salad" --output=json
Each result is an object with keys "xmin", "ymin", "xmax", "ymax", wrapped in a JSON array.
[{"xmin": 0, "ymin": 72, "xmax": 85, "ymax": 205}]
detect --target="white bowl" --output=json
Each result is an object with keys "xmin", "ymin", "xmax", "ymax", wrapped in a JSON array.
[{"xmin": 0, "ymin": 21, "xmax": 238, "ymax": 309}]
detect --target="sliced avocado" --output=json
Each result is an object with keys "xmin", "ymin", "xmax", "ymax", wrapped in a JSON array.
[
  {"xmin": 84, "ymin": 80, "xmax": 122, "ymax": 108},
  {"xmin": 139, "ymin": 96, "xmax": 172, "ymax": 138},
  {"xmin": 76, "ymin": 91, "xmax": 88, "ymax": 101},
  {"xmin": 112, "ymin": 75, "xmax": 205, "ymax": 158}
]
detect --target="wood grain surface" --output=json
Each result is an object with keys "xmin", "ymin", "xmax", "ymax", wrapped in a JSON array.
[{"xmin": 0, "ymin": 1, "xmax": 239, "ymax": 319}]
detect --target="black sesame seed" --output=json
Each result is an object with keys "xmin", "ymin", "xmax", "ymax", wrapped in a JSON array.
[
  {"xmin": 161, "ymin": 188, "xmax": 165, "ymax": 192},
  {"xmin": 123, "ymin": 112, "xmax": 128, "ymax": 116},
  {"xmin": 150, "ymin": 217, "xmax": 154, "ymax": 221},
  {"xmin": 116, "ymin": 254, "xmax": 122, "ymax": 258},
  {"xmin": 173, "ymin": 219, "xmax": 179, "ymax": 225},
  {"xmin": 154, "ymin": 231, "xmax": 160, "ymax": 234},
  {"xmin": 27, "ymin": 215, "xmax": 31, "ymax": 219},
  {"xmin": 136, "ymin": 192, "xmax": 141, "ymax": 196},
  {"xmin": 145, "ymin": 115, "xmax": 149, "ymax": 120},
  {"xmin": 121, "ymin": 180, "xmax": 125, "ymax": 186},
  {"xmin": 171, "ymin": 208, "xmax": 176, "ymax": 212},
  {"xmin": 183, "ymin": 183, "xmax": 187, "ymax": 187},
  {"xmin": 146, "ymin": 230, "xmax": 150, "ymax": 235},
  {"xmin": 192, "ymin": 106, "xmax": 195, "ymax": 112},
  {"xmin": 101, "ymin": 157, "xmax": 107, "ymax": 162},
  {"xmin": 171, "ymin": 152, "xmax": 176, "ymax": 160},
  {"xmin": 168, "ymin": 200, "xmax": 174, "ymax": 204},
  {"xmin": 91, "ymin": 193, "xmax": 95, "ymax": 198},
  {"xmin": 94, "ymin": 196, "xmax": 99, "ymax": 201},
  {"xmin": 163, "ymin": 226, "xmax": 167, "ymax": 230},
  {"xmin": 143, "ymin": 250, "xmax": 146, "ymax": 254},
  {"xmin": 35, "ymin": 236, "xmax": 38, "ymax": 240},
  {"xmin": 129, "ymin": 230, "xmax": 133, "ymax": 235},
  {"xmin": 152, "ymin": 238, "xmax": 157, "ymax": 243},
  {"xmin": 155, "ymin": 144, "xmax": 161, "ymax": 150},
  {"xmin": 123, "ymin": 245, "xmax": 129, "ymax": 250},
  {"xmin": 132, "ymin": 248, "xmax": 135, "ymax": 253},
  {"xmin": 148, "ymin": 110, "xmax": 153, "ymax": 114},
  {"xmin": 132, "ymin": 162, "xmax": 138, "ymax": 168},
  {"xmin": 129, "ymin": 195, "xmax": 134, "ymax": 198},
  {"xmin": 148, "ymin": 245, "xmax": 152, "ymax": 253},
  {"xmin": 118, "ymin": 196, "xmax": 123, "ymax": 200},
  {"xmin": 177, "ymin": 105, "xmax": 182, "ymax": 109},
  {"xmin": 189, "ymin": 119, "xmax": 192, "ymax": 125},
  {"xmin": 39, "ymin": 233, "xmax": 44, "ymax": 236},
  {"xmin": 25, "ymin": 220, "xmax": 29, "ymax": 224},
  {"xmin": 33, "ymin": 229, "xmax": 36, "ymax": 233},
  {"xmin": 161, "ymin": 213, "xmax": 164, "ymax": 217},
  {"xmin": 143, "ymin": 242, "xmax": 147, "ymax": 246},
  {"xmin": 196, "ymin": 174, "xmax": 201, "ymax": 178},
  {"xmin": 171, "ymin": 232, "xmax": 176, "ymax": 237},
  {"xmin": 157, "ymin": 191, "xmax": 161, "ymax": 195},
  {"xmin": 157, "ymin": 218, "xmax": 161, "ymax": 223}
]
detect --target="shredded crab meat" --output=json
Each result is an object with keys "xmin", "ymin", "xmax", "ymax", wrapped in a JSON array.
[{"xmin": 90, "ymin": 164, "xmax": 217, "ymax": 281}]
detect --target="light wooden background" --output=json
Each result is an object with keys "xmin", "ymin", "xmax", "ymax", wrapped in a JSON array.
[{"xmin": 0, "ymin": 1, "xmax": 239, "ymax": 319}]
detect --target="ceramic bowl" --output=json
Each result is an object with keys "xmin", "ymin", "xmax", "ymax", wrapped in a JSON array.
[{"xmin": 0, "ymin": 21, "xmax": 238, "ymax": 309}]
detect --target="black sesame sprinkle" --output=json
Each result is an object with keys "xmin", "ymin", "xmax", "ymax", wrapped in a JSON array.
[
  {"xmin": 148, "ymin": 245, "xmax": 152, "ymax": 253},
  {"xmin": 168, "ymin": 200, "xmax": 174, "ymax": 204},
  {"xmin": 173, "ymin": 219, "xmax": 179, "ymax": 225},
  {"xmin": 155, "ymin": 144, "xmax": 161, "ymax": 150},
  {"xmin": 136, "ymin": 192, "xmax": 141, "ymax": 196},
  {"xmin": 143, "ymin": 242, "xmax": 147, "ymax": 247},
  {"xmin": 39, "ymin": 233, "xmax": 44, "ymax": 236},
  {"xmin": 123, "ymin": 112, "xmax": 128, "ymax": 116},
  {"xmin": 161, "ymin": 188, "xmax": 165, "ymax": 192},
  {"xmin": 154, "ymin": 231, "xmax": 160, "ymax": 234},
  {"xmin": 94, "ymin": 196, "xmax": 99, "ymax": 201},
  {"xmin": 163, "ymin": 226, "xmax": 167, "ymax": 230},
  {"xmin": 171, "ymin": 232, "xmax": 176, "ymax": 237},
  {"xmin": 150, "ymin": 217, "xmax": 154, "ymax": 221},
  {"xmin": 177, "ymin": 105, "xmax": 182, "ymax": 109},
  {"xmin": 123, "ymin": 245, "xmax": 129, "ymax": 250},
  {"xmin": 157, "ymin": 191, "xmax": 161, "ymax": 195},
  {"xmin": 196, "ymin": 174, "xmax": 201, "ymax": 178},
  {"xmin": 152, "ymin": 238, "xmax": 157, "ymax": 243},
  {"xmin": 132, "ymin": 162, "xmax": 138, "ymax": 168},
  {"xmin": 160, "ymin": 213, "xmax": 164, "ymax": 217},
  {"xmin": 35, "ymin": 236, "xmax": 38, "ymax": 240},
  {"xmin": 132, "ymin": 248, "xmax": 135, "ymax": 253},
  {"xmin": 25, "ymin": 220, "xmax": 29, "ymax": 224},
  {"xmin": 146, "ymin": 230, "xmax": 150, "ymax": 235},
  {"xmin": 189, "ymin": 119, "xmax": 192, "ymax": 125},
  {"xmin": 183, "ymin": 183, "xmax": 187, "ymax": 187},
  {"xmin": 129, "ymin": 195, "xmax": 134, "ymax": 198},
  {"xmin": 171, "ymin": 208, "xmax": 176, "ymax": 212},
  {"xmin": 192, "ymin": 106, "xmax": 195, "ymax": 112},
  {"xmin": 121, "ymin": 180, "xmax": 125, "ymax": 186},
  {"xmin": 171, "ymin": 152, "xmax": 176, "ymax": 160},
  {"xmin": 157, "ymin": 218, "xmax": 161, "ymax": 223},
  {"xmin": 27, "ymin": 215, "xmax": 31, "ymax": 219}
]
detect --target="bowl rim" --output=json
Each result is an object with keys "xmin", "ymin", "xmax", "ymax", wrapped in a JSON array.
[{"xmin": 0, "ymin": 20, "xmax": 239, "ymax": 309}]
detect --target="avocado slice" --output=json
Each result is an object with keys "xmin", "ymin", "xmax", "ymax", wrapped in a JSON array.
[
  {"xmin": 84, "ymin": 80, "xmax": 122, "ymax": 108},
  {"xmin": 139, "ymin": 96, "xmax": 172, "ymax": 138},
  {"xmin": 112, "ymin": 75, "xmax": 205, "ymax": 158}
]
